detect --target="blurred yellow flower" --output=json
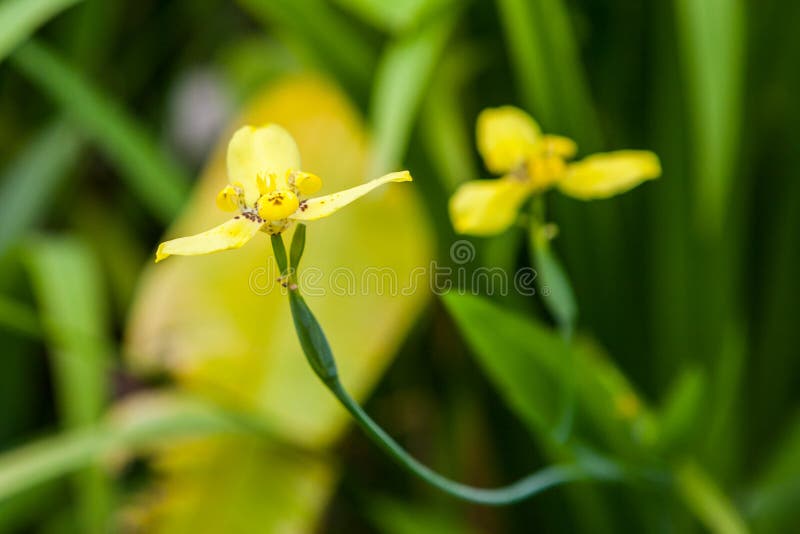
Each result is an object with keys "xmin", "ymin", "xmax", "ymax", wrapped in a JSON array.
[
  {"xmin": 450, "ymin": 106, "xmax": 661, "ymax": 235},
  {"xmin": 156, "ymin": 124, "xmax": 411, "ymax": 261}
]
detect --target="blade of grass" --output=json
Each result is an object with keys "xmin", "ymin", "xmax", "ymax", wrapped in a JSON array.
[
  {"xmin": 673, "ymin": 0, "xmax": 745, "ymax": 237},
  {"xmin": 368, "ymin": 11, "xmax": 459, "ymax": 177},
  {"xmin": 0, "ymin": 394, "xmax": 287, "ymax": 503},
  {"xmin": 333, "ymin": 0, "xmax": 453, "ymax": 33},
  {"xmin": 10, "ymin": 40, "xmax": 189, "ymax": 223},
  {"xmin": 674, "ymin": 461, "xmax": 749, "ymax": 534},
  {"xmin": 0, "ymin": 120, "xmax": 82, "ymax": 259},
  {"xmin": 0, "ymin": 0, "xmax": 81, "ymax": 62},
  {"xmin": 495, "ymin": 0, "xmax": 599, "ymax": 147},
  {"xmin": 420, "ymin": 42, "xmax": 484, "ymax": 191},
  {"xmin": 673, "ymin": 0, "xmax": 747, "ymax": 480},
  {"xmin": 237, "ymin": 0, "xmax": 375, "ymax": 93},
  {"xmin": 745, "ymin": 412, "xmax": 800, "ymax": 532},
  {"xmin": 25, "ymin": 235, "xmax": 112, "ymax": 531},
  {"xmin": 0, "ymin": 295, "xmax": 40, "ymax": 338}
]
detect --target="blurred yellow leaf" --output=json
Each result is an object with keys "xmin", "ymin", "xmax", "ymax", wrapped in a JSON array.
[{"xmin": 123, "ymin": 74, "xmax": 433, "ymax": 532}]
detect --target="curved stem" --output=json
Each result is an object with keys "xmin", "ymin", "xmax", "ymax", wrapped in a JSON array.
[
  {"xmin": 275, "ymin": 228, "xmax": 630, "ymax": 506},
  {"xmin": 325, "ymin": 377, "xmax": 622, "ymax": 505}
]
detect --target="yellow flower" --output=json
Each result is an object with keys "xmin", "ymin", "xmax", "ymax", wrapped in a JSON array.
[
  {"xmin": 156, "ymin": 124, "xmax": 411, "ymax": 262},
  {"xmin": 450, "ymin": 106, "xmax": 661, "ymax": 235}
]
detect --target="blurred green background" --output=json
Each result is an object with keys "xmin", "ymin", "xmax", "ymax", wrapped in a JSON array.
[{"xmin": 1, "ymin": 0, "xmax": 799, "ymax": 532}]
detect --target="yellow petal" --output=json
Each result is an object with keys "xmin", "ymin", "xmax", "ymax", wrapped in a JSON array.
[
  {"xmin": 293, "ymin": 171, "xmax": 322, "ymax": 196},
  {"xmin": 215, "ymin": 185, "xmax": 240, "ymax": 212},
  {"xmin": 538, "ymin": 135, "xmax": 577, "ymax": 159},
  {"xmin": 477, "ymin": 106, "xmax": 541, "ymax": 174},
  {"xmin": 155, "ymin": 217, "xmax": 262, "ymax": 262},
  {"xmin": 449, "ymin": 175, "xmax": 534, "ymax": 235},
  {"xmin": 558, "ymin": 150, "xmax": 661, "ymax": 200},
  {"xmin": 227, "ymin": 124, "xmax": 301, "ymax": 206},
  {"xmin": 290, "ymin": 171, "xmax": 412, "ymax": 221}
]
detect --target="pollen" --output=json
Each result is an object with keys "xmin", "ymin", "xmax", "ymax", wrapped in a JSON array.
[{"xmin": 257, "ymin": 189, "xmax": 299, "ymax": 220}]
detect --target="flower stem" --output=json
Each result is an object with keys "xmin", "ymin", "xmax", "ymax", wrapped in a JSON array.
[
  {"xmin": 272, "ymin": 228, "xmax": 631, "ymax": 506},
  {"xmin": 326, "ymin": 375, "xmax": 621, "ymax": 505}
]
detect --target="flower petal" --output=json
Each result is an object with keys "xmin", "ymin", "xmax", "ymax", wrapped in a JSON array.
[
  {"xmin": 558, "ymin": 150, "xmax": 661, "ymax": 200},
  {"xmin": 449, "ymin": 176, "xmax": 534, "ymax": 235},
  {"xmin": 155, "ymin": 217, "xmax": 263, "ymax": 262},
  {"xmin": 290, "ymin": 171, "xmax": 412, "ymax": 221},
  {"xmin": 477, "ymin": 106, "xmax": 541, "ymax": 174},
  {"xmin": 227, "ymin": 124, "xmax": 301, "ymax": 206}
]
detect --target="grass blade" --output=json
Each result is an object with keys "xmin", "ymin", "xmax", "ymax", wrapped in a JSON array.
[
  {"xmin": 0, "ymin": 120, "xmax": 82, "ymax": 259},
  {"xmin": 237, "ymin": 0, "xmax": 375, "ymax": 92},
  {"xmin": 0, "ymin": 0, "xmax": 81, "ymax": 62},
  {"xmin": 11, "ymin": 40, "xmax": 189, "ymax": 223},
  {"xmin": 369, "ymin": 11, "xmax": 459, "ymax": 176},
  {"xmin": 25, "ymin": 235, "xmax": 112, "ymax": 531}
]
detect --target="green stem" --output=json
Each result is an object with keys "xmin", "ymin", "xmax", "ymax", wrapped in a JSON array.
[
  {"xmin": 273, "ymin": 228, "xmax": 625, "ymax": 506},
  {"xmin": 326, "ymin": 376, "xmax": 619, "ymax": 505},
  {"xmin": 528, "ymin": 196, "xmax": 577, "ymax": 442}
]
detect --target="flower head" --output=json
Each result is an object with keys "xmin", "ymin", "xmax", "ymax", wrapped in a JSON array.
[
  {"xmin": 449, "ymin": 106, "xmax": 661, "ymax": 235},
  {"xmin": 156, "ymin": 124, "xmax": 411, "ymax": 262}
]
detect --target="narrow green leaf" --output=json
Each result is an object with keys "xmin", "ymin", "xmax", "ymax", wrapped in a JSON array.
[
  {"xmin": 0, "ymin": 120, "xmax": 82, "ymax": 259},
  {"xmin": 442, "ymin": 292, "xmax": 565, "ymax": 434},
  {"xmin": 442, "ymin": 293, "xmax": 657, "ymax": 454},
  {"xmin": 0, "ymin": 0, "xmax": 81, "ymax": 62},
  {"xmin": 369, "ymin": 11, "xmax": 459, "ymax": 176},
  {"xmin": 368, "ymin": 498, "xmax": 480, "ymax": 534},
  {"xmin": 673, "ymin": 0, "xmax": 745, "ymax": 236},
  {"xmin": 334, "ymin": 0, "xmax": 452, "ymax": 33},
  {"xmin": 420, "ymin": 43, "xmax": 484, "ymax": 191},
  {"xmin": 746, "ymin": 412, "xmax": 800, "ymax": 531},
  {"xmin": 11, "ymin": 40, "xmax": 189, "ymax": 223},
  {"xmin": 237, "ymin": 0, "xmax": 375, "ymax": 90},
  {"xmin": 496, "ymin": 0, "xmax": 600, "ymax": 148},
  {"xmin": 25, "ymin": 235, "xmax": 112, "ymax": 531},
  {"xmin": 0, "ymin": 295, "xmax": 40, "ymax": 338},
  {"xmin": 674, "ymin": 461, "xmax": 749, "ymax": 534},
  {"xmin": 0, "ymin": 394, "xmax": 274, "ymax": 503},
  {"xmin": 655, "ymin": 367, "xmax": 705, "ymax": 453}
]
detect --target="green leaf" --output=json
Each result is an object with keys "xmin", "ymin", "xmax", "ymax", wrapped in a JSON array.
[
  {"xmin": 369, "ymin": 11, "xmax": 459, "ymax": 176},
  {"xmin": 11, "ymin": 40, "xmax": 189, "ymax": 223},
  {"xmin": 674, "ymin": 461, "xmax": 749, "ymax": 534},
  {"xmin": 0, "ymin": 120, "xmax": 82, "ymax": 259},
  {"xmin": 420, "ymin": 42, "xmax": 484, "ymax": 191},
  {"xmin": 0, "ymin": 394, "xmax": 277, "ymax": 503},
  {"xmin": 442, "ymin": 292, "xmax": 569, "ymax": 435},
  {"xmin": 673, "ymin": 0, "xmax": 745, "ymax": 235},
  {"xmin": 656, "ymin": 367, "xmax": 705, "ymax": 453},
  {"xmin": 367, "ymin": 498, "xmax": 481, "ymax": 534},
  {"xmin": 746, "ymin": 412, "xmax": 800, "ymax": 532},
  {"xmin": 0, "ymin": 0, "xmax": 81, "ymax": 62},
  {"xmin": 496, "ymin": 0, "xmax": 600, "ymax": 148},
  {"xmin": 25, "ymin": 235, "xmax": 112, "ymax": 531},
  {"xmin": 334, "ymin": 0, "xmax": 453, "ymax": 33},
  {"xmin": 0, "ymin": 295, "xmax": 40, "ymax": 338},
  {"xmin": 442, "ymin": 293, "xmax": 657, "ymax": 455},
  {"xmin": 237, "ymin": 0, "xmax": 375, "ymax": 90}
]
